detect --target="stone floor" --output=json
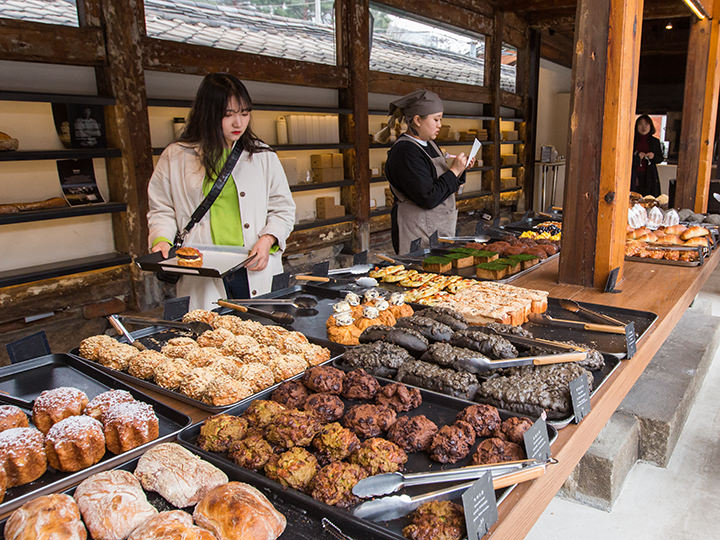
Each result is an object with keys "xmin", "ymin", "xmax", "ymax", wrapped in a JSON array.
[{"xmin": 526, "ymin": 315, "xmax": 720, "ymax": 539}]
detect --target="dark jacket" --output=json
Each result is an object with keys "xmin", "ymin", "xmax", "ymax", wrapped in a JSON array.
[{"xmin": 631, "ymin": 135, "xmax": 663, "ymax": 197}]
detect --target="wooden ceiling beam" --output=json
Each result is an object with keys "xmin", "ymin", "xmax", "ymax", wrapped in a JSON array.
[
  {"xmin": 528, "ymin": 1, "xmax": 692, "ymax": 28},
  {"xmin": 368, "ymin": 71, "xmax": 492, "ymax": 103},
  {"xmin": 373, "ymin": 0, "xmax": 493, "ymax": 36}
]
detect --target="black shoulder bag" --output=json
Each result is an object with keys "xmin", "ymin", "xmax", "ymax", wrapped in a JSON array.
[{"xmin": 156, "ymin": 142, "xmax": 244, "ymax": 284}]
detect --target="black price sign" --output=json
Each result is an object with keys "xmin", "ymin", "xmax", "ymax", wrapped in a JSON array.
[
  {"xmin": 409, "ymin": 238, "xmax": 422, "ymax": 253},
  {"xmin": 625, "ymin": 321, "xmax": 637, "ymax": 359},
  {"xmin": 569, "ymin": 374, "xmax": 592, "ymax": 423},
  {"xmin": 311, "ymin": 261, "xmax": 329, "ymax": 277},
  {"xmin": 523, "ymin": 416, "xmax": 552, "ymax": 461},
  {"xmin": 429, "ymin": 230, "xmax": 440, "ymax": 247},
  {"xmin": 162, "ymin": 296, "xmax": 189, "ymax": 321},
  {"xmin": 353, "ymin": 250, "xmax": 368, "ymax": 265},
  {"xmin": 271, "ymin": 272, "xmax": 290, "ymax": 291},
  {"xmin": 462, "ymin": 473, "xmax": 498, "ymax": 540}
]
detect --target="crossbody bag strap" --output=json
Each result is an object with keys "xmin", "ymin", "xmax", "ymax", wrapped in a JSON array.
[{"xmin": 173, "ymin": 142, "xmax": 244, "ymax": 247}]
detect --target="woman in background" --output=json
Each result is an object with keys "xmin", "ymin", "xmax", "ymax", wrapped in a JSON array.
[
  {"xmin": 631, "ymin": 114, "xmax": 663, "ymax": 196},
  {"xmin": 147, "ymin": 73, "xmax": 295, "ymax": 310}
]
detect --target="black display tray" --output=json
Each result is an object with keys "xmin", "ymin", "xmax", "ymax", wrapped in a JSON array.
[
  {"xmin": 178, "ymin": 377, "xmax": 557, "ymax": 540},
  {"xmin": 0, "ymin": 354, "xmax": 191, "ymax": 517},
  {"xmin": 70, "ymin": 320, "xmax": 345, "ymax": 413},
  {"xmin": 0, "ymin": 448, "xmax": 381, "ymax": 540}
]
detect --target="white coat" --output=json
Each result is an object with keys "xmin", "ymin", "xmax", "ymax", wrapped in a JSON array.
[{"xmin": 147, "ymin": 142, "xmax": 296, "ymax": 310}]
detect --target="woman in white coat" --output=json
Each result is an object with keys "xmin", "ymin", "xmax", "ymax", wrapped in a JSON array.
[{"xmin": 147, "ymin": 73, "xmax": 296, "ymax": 310}]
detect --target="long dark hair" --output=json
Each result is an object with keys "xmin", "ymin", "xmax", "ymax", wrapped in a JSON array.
[
  {"xmin": 179, "ymin": 73, "xmax": 270, "ymax": 179},
  {"xmin": 634, "ymin": 114, "xmax": 656, "ymax": 137}
]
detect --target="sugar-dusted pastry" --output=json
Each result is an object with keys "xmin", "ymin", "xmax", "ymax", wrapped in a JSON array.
[
  {"xmin": 74, "ymin": 470, "xmax": 157, "ymax": 540},
  {"xmin": 193, "ymin": 482, "xmax": 286, "ymax": 540},
  {"xmin": 0, "ymin": 427, "xmax": 46, "ymax": 487},
  {"xmin": 127, "ymin": 510, "xmax": 215, "ymax": 540},
  {"xmin": 4, "ymin": 494, "xmax": 87, "ymax": 540},
  {"xmin": 32, "ymin": 387, "xmax": 88, "ymax": 434},
  {"xmin": 84, "ymin": 390, "xmax": 135, "ymax": 423},
  {"xmin": 103, "ymin": 401, "xmax": 159, "ymax": 454},
  {"xmin": 134, "ymin": 442, "xmax": 228, "ymax": 508},
  {"xmin": 45, "ymin": 416, "xmax": 106, "ymax": 472},
  {"xmin": 0, "ymin": 405, "xmax": 28, "ymax": 433}
]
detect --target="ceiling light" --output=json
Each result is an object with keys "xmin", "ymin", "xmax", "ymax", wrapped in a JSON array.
[
  {"xmin": 665, "ymin": 21, "xmax": 673, "ymax": 29},
  {"xmin": 683, "ymin": 0, "xmax": 709, "ymax": 20}
]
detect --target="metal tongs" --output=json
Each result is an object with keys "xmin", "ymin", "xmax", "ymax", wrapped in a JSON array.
[
  {"xmin": 117, "ymin": 315, "xmax": 213, "ymax": 335},
  {"xmin": 528, "ymin": 313, "xmax": 626, "ymax": 335},
  {"xmin": 352, "ymin": 460, "xmax": 552, "ymax": 522},
  {"xmin": 437, "ymin": 235, "xmax": 491, "ymax": 244},
  {"xmin": 455, "ymin": 350, "xmax": 589, "ymax": 374}
]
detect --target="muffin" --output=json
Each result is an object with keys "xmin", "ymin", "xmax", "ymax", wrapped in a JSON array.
[
  {"xmin": 343, "ymin": 404, "xmax": 397, "ymax": 439},
  {"xmin": 197, "ymin": 415, "xmax": 248, "ymax": 453},
  {"xmin": 349, "ymin": 437, "xmax": 407, "ymax": 476},
  {"xmin": 0, "ymin": 427, "xmax": 47, "ymax": 487},
  {"xmin": 0, "ymin": 405, "xmax": 29, "ymax": 432},
  {"xmin": 103, "ymin": 401, "xmax": 159, "ymax": 454},
  {"xmin": 153, "ymin": 358, "xmax": 192, "ymax": 390},
  {"xmin": 243, "ymin": 400, "xmax": 286, "ymax": 429},
  {"xmin": 32, "ymin": 387, "xmax": 89, "ymax": 434},
  {"xmin": 228, "ymin": 431, "xmax": 274, "ymax": 470},
  {"xmin": 45, "ymin": 416, "xmax": 106, "ymax": 472},
  {"xmin": 387, "ymin": 415, "xmax": 438, "ymax": 453},
  {"xmin": 78, "ymin": 335, "xmax": 118, "ymax": 362},
  {"xmin": 203, "ymin": 374, "xmax": 254, "ymax": 406},
  {"xmin": 127, "ymin": 350, "xmax": 168, "ymax": 380},
  {"xmin": 456, "ymin": 404, "xmax": 502, "ymax": 438},
  {"xmin": 182, "ymin": 309, "xmax": 219, "ymax": 326},
  {"xmin": 84, "ymin": 390, "xmax": 135, "ymax": 423},
  {"xmin": 196, "ymin": 328, "xmax": 234, "ymax": 348}
]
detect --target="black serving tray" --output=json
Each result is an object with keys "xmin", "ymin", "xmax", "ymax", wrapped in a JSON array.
[
  {"xmin": 178, "ymin": 378, "xmax": 557, "ymax": 540},
  {"xmin": 0, "ymin": 354, "xmax": 191, "ymax": 518},
  {"xmin": 0, "ymin": 449, "xmax": 384, "ymax": 540},
  {"xmin": 70, "ymin": 316, "xmax": 346, "ymax": 413},
  {"xmin": 135, "ymin": 244, "xmax": 254, "ymax": 279},
  {"xmin": 529, "ymin": 297, "xmax": 657, "ymax": 359}
]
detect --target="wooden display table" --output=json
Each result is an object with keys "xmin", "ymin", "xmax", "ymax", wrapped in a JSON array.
[{"xmin": 127, "ymin": 250, "xmax": 720, "ymax": 539}]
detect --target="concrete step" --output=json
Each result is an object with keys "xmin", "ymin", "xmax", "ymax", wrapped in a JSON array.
[{"xmin": 560, "ymin": 305, "xmax": 720, "ymax": 511}]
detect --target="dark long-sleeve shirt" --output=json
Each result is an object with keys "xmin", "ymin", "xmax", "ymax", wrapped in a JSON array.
[{"xmin": 385, "ymin": 138, "xmax": 465, "ymax": 209}]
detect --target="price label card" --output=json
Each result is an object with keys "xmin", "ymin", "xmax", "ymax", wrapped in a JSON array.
[
  {"xmin": 311, "ymin": 261, "xmax": 329, "ymax": 277},
  {"xmin": 353, "ymin": 250, "xmax": 368, "ymax": 265},
  {"xmin": 462, "ymin": 473, "xmax": 498, "ymax": 540},
  {"xmin": 271, "ymin": 272, "xmax": 290, "ymax": 291},
  {"xmin": 569, "ymin": 375, "xmax": 592, "ymax": 423},
  {"xmin": 523, "ymin": 416, "xmax": 552, "ymax": 461},
  {"xmin": 409, "ymin": 238, "xmax": 422, "ymax": 253},
  {"xmin": 163, "ymin": 296, "xmax": 190, "ymax": 321},
  {"xmin": 625, "ymin": 321, "xmax": 637, "ymax": 359},
  {"xmin": 429, "ymin": 230, "xmax": 440, "ymax": 247}
]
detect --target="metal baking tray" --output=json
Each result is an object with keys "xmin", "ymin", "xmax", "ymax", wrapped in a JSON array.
[
  {"xmin": 527, "ymin": 297, "xmax": 657, "ymax": 358},
  {"xmin": 0, "ymin": 354, "xmax": 190, "ymax": 518},
  {"xmin": 625, "ymin": 255, "xmax": 703, "ymax": 267},
  {"xmin": 135, "ymin": 244, "xmax": 254, "ymax": 278},
  {"xmin": 70, "ymin": 318, "xmax": 345, "ymax": 413},
  {"xmin": 178, "ymin": 376, "xmax": 557, "ymax": 540},
  {"xmin": 0, "ymin": 449, "xmax": 385, "ymax": 540},
  {"xmin": 377, "ymin": 248, "xmax": 559, "ymax": 284}
]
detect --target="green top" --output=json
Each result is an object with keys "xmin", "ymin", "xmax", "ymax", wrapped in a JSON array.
[
  {"xmin": 444, "ymin": 252, "xmax": 474, "ymax": 260},
  {"xmin": 202, "ymin": 147, "xmax": 244, "ymax": 247},
  {"xmin": 424, "ymin": 256, "xmax": 452, "ymax": 264},
  {"xmin": 476, "ymin": 261, "xmax": 510, "ymax": 270},
  {"xmin": 507, "ymin": 253, "xmax": 539, "ymax": 262}
]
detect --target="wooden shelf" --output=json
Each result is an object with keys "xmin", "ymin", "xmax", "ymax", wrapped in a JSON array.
[
  {"xmin": 153, "ymin": 143, "xmax": 353, "ymax": 156},
  {"xmin": 0, "ymin": 252, "xmax": 131, "ymax": 288},
  {"xmin": 370, "ymin": 176, "xmax": 388, "ymax": 183},
  {"xmin": 501, "ymin": 164, "xmax": 525, "ymax": 169},
  {"xmin": 500, "ymin": 140, "xmax": 524, "ymax": 145},
  {"xmin": 290, "ymin": 180, "xmax": 354, "ymax": 192},
  {"xmin": 501, "ymin": 117, "xmax": 524, "ymax": 122},
  {"xmin": 370, "ymin": 140, "xmax": 493, "ymax": 149},
  {"xmin": 370, "ymin": 206, "xmax": 392, "ymax": 217},
  {"xmin": 0, "ymin": 203, "xmax": 127, "ymax": 225},
  {"xmin": 467, "ymin": 166, "xmax": 494, "ymax": 172},
  {"xmin": 293, "ymin": 215, "xmax": 353, "ymax": 231},
  {"xmin": 0, "ymin": 148, "xmax": 122, "ymax": 162},
  {"xmin": 147, "ymin": 98, "xmax": 351, "ymax": 114},
  {"xmin": 368, "ymin": 110, "xmax": 492, "ymax": 120},
  {"xmin": 0, "ymin": 91, "xmax": 115, "ymax": 105},
  {"xmin": 457, "ymin": 189, "xmax": 492, "ymax": 200}
]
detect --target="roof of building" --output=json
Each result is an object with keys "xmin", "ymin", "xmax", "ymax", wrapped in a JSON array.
[{"xmin": 1, "ymin": 0, "xmax": 516, "ymax": 93}]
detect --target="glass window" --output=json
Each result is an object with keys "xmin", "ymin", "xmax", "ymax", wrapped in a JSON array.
[
  {"xmin": 144, "ymin": 0, "xmax": 337, "ymax": 66},
  {"xmin": 0, "ymin": 0, "xmax": 78, "ymax": 26},
  {"xmin": 370, "ymin": 4, "xmax": 485, "ymax": 86},
  {"xmin": 501, "ymin": 43, "xmax": 517, "ymax": 93}
]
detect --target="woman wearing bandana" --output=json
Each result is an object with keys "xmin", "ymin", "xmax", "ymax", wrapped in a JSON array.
[{"xmin": 377, "ymin": 90, "xmax": 473, "ymax": 254}]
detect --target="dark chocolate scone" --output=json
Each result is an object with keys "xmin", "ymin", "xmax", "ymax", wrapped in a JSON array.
[
  {"xmin": 271, "ymin": 380, "xmax": 310, "ymax": 409},
  {"xmin": 343, "ymin": 342, "xmax": 413, "ymax": 378},
  {"xmin": 375, "ymin": 382, "xmax": 422, "ymax": 412},
  {"xmin": 450, "ymin": 329, "xmax": 518, "ymax": 359},
  {"xmin": 387, "ymin": 415, "xmax": 438, "ymax": 453},
  {"xmin": 304, "ymin": 393, "xmax": 345, "ymax": 423},
  {"xmin": 341, "ymin": 369, "xmax": 381, "ymax": 400},
  {"xmin": 303, "ymin": 366, "xmax": 345, "ymax": 394},
  {"xmin": 343, "ymin": 404, "xmax": 397, "ymax": 438},
  {"xmin": 494, "ymin": 416, "xmax": 533, "ymax": 445},
  {"xmin": 428, "ymin": 421, "xmax": 476, "ymax": 464},
  {"xmin": 456, "ymin": 404, "xmax": 501, "ymax": 438},
  {"xmin": 395, "ymin": 316, "xmax": 454, "ymax": 342},
  {"xmin": 471, "ymin": 437, "xmax": 525, "ymax": 465},
  {"xmin": 358, "ymin": 326, "xmax": 429, "ymax": 356},
  {"xmin": 415, "ymin": 307, "xmax": 468, "ymax": 331},
  {"xmin": 396, "ymin": 360, "xmax": 478, "ymax": 400}
]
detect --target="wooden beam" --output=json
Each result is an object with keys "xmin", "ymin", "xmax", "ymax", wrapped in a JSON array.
[
  {"xmin": 369, "ymin": 71, "xmax": 492, "ymax": 103},
  {"xmin": 676, "ymin": 11, "xmax": 716, "ymax": 210},
  {"xmin": 500, "ymin": 90, "xmax": 524, "ymax": 110},
  {"xmin": 522, "ymin": 29, "xmax": 541, "ymax": 211},
  {"xmin": 339, "ymin": 0, "xmax": 371, "ymax": 253},
  {"xmin": 540, "ymin": 30, "xmax": 574, "ymax": 67},
  {"xmin": 0, "ymin": 18, "xmax": 105, "ymax": 65},
  {"xmin": 489, "ymin": 12, "xmax": 503, "ymax": 218},
  {"xmin": 372, "ymin": 0, "xmax": 493, "ymax": 36},
  {"xmin": 142, "ymin": 37, "xmax": 349, "ymax": 89},
  {"xmin": 529, "ymin": 0, "xmax": 692, "ymax": 28},
  {"xmin": 677, "ymin": 1, "xmax": 720, "ymax": 212},
  {"xmin": 559, "ymin": 0, "xmax": 643, "ymax": 288}
]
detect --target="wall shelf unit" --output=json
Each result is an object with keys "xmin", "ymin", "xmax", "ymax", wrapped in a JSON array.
[
  {"xmin": 0, "ymin": 91, "xmax": 115, "ymax": 105},
  {"xmin": 289, "ymin": 180, "xmax": 354, "ymax": 192},
  {"xmin": 0, "ymin": 148, "xmax": 122, "ymax": 162},
  {"xmin": 293, "ymin": 215, "xmax": 353, "ymax": 231},
  {"xmin": 0, "ymin": 202, "xmax": 127, "ymax": 225},
  {"xmin": 0, "ymin": 252, "xmax": 131, "ymax": 288}
]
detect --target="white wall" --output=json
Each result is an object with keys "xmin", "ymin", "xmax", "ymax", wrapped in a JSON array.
[{"xmin": 534, "ymin": 58, "xmax": 572, "ymax": 210}]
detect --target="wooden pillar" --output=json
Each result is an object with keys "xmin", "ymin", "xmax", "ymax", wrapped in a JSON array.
[
  {"xmin": 676, "ymin": 0, "xmax": 720, "ymax": 212},
  {"xmin": 558, "ymin": 0, "xmax": 643, "ymax": 288},
  {"xmin": 521, "ymin": 28, "xmax": 541, "ymax": 211},
  {"xmin": 80, "ymin": 0, "xmax": 155, "ymax": 308},
  {"xmin": 489, "ymin": 12, "xmax": 503, "ymax": 218},
  {"xmin": 338, "ymin": 0, "xmax": 370, "ymax": 252}
]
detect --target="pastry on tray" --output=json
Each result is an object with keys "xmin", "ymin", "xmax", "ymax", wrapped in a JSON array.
[
  {"xmin": 127, "ymin": 510, "xmax": 215, "ymax": 540},
  {"xmin": 4, "ymin": 494, "xmax": 87, "ymax": 540}
]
